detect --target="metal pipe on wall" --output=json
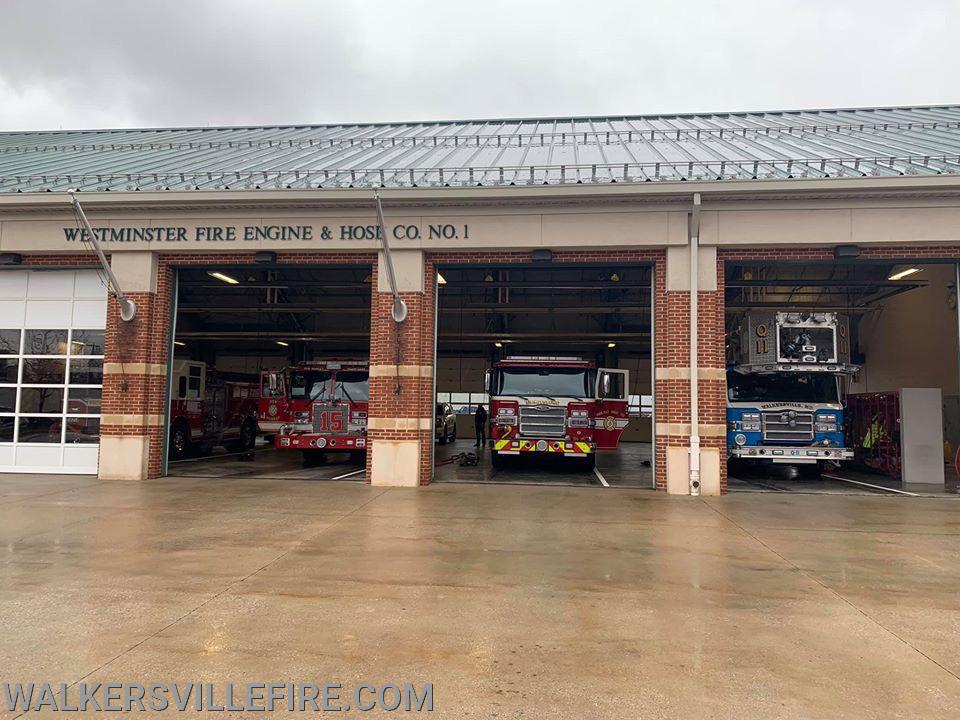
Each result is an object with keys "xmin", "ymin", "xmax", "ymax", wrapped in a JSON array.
[{"xmin": 689, "ymin": 193, "xmax": 702, "ymax": 496}]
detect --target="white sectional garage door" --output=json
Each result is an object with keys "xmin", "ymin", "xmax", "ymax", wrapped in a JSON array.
[{"xmin": 0, "ymin": 269, "xmax": 107, "ymax": 474}]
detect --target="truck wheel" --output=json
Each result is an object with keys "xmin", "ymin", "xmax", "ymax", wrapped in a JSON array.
[
  {"xmin": 302, "ymin": 450, "xmax": 327, "ymax": 466},
  {"xmin": 230, "ymin": 419, "xmax": 257, "ymax": 452},
  {"xmin": 168, "ymin": 422, "xmax": 190, "ymax": 461}
]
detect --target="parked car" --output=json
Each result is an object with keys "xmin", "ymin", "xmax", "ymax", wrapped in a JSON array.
[{"xmin": 435, "ymin": 402, "xmax": 457, "ymax": 444}]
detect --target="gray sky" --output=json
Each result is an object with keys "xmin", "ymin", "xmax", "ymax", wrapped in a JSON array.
[{"xmin": 1, "ymin": 0, "xmax": 957, "ymax": 131}]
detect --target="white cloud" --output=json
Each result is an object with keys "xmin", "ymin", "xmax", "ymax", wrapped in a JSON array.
[{"xmin": 0, "ymin": 0, "xmax": 957, "ymax": 131}]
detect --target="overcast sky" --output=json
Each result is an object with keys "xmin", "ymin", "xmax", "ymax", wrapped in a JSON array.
[{"xmin": 0, "ymin": 0, "xmax": 957, "ymax": 131}]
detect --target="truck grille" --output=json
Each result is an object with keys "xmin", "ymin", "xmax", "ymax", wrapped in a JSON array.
[
  {"xmin": 762, "ymin": 411, "xmax": 814, "ymax": 443},
  {"xmin": 519, "ymin": 406, "xmax": 566, "ymax": 438},
  {"xmin": 312, "ymin": 403, "xmax": 348, "ymax": 434}
]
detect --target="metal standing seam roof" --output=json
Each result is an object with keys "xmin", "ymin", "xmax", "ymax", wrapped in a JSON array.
[{"xmin": 2, "ymin": 104, "xmax": 960, "ymax": 193}]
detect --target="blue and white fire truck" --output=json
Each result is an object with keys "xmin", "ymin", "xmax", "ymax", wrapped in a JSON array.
[{"xmin": 726, "ymin": 312, "xmax": 858, "ymax": 474}]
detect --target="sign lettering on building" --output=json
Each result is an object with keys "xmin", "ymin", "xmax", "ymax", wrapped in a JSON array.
[{"xmin": 62, "ymin": 223, "xmax": 470, "ymax": 243}]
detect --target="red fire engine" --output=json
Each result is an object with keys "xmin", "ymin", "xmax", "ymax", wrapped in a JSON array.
[
  {"xmin": 168, "ymin": 360, "xmax": 260, "ymax": 460},
  {"xmin": 272, "ymin": 360, "xmax": 369, "ymax": 464},
  {"xmin": 487, "ymin": 357, "xmax": 629, "ymax": 470},
  {"xmin": 257, "ymin": 368, "xmax": 290, "ymax": 439}
]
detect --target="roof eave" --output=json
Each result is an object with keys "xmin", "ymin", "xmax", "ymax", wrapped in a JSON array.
[{"xmin": 2, "ymin": 174, "xmax": 960, "ymax": 211}]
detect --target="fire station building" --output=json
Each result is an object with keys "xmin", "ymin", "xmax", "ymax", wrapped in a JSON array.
[{"xmin": 1, "ymin": 104, "xmax": 959, "ymax": 494}]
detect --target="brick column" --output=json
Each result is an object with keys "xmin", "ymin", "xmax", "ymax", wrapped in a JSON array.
[
  {"xmin": 366, "ymin": 250, "xmax": 436, "ymax": 486},
  {"xmin": 655, "ymin": 245, "xmax": 727, "ymax": 494},
  {"xmin": 99, "ymin": 252, "xmax": 170, "ymax": 480}
]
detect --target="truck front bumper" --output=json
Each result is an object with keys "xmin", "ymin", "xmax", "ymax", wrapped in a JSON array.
[
  {"xmin": 493, "ymin": 438, "xmax": 592, "ymax": 456},
  {"xmin": 729, "ymin": 446, "xmax": 853, "ymax": 463},
  {"xmin": 276, "ymin": 434, "xmax": 367, "ymax": 451}
]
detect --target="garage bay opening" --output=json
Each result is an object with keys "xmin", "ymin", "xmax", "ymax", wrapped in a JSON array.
[
  {"xmin": 725, "ymin": 258, "xmax": 959, "ymax": 495},
  {"xmin": 433, "ymin": 262, "xmax": 653, "ymax": 487},
  {"xmin": 165, "ymin": 263, "xmax": 372, "ymax": 480}
]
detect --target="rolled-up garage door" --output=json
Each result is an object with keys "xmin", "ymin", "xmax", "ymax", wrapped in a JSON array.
[{"xmin": 0, "ymin": 269, "xmax": 107, "ymax": 474}]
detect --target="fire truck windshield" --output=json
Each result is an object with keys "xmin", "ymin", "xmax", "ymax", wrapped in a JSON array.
[
  {"xmin": 335, "ymin": 371, "xmax": 370, "ymax": 402},
  {"xmin": 494, "ymin": 367, "xmax": 593, "ymax": 398},
  {"xmin": 727, "ymin": 372, "xmax": 839, "ymax": 404},
  {"xmin": 290, "ymin": 371, "xmax": 333, "ymax": 400}
]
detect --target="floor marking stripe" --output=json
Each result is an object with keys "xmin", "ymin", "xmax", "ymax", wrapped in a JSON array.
[
  {"xmin": 331, "ymin": 468, "xmax": 367, "ymax": 480},
  {"xmin": 822, "ymin": 474, "xmax": 920, "ymax": 497},
  {"xmin": 593, "ymin": 467, "xmax": 610, "ymax": 487}
]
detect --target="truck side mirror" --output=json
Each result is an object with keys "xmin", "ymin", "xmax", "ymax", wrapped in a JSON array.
[
  {"xmin": 601, "ymin": 373, "xmax": 611, "ymax": 397},
  {"xmin": 268, "ymin": 373, "xmax": 278, "ymax": 392},
  {"xmin": 484, "ymin": 370, "xmax": 490, "ymax": 393}
]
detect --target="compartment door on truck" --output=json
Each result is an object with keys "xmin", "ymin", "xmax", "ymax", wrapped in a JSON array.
[{"xmin": 594, "ymin": 368, "xmax": 629, "ymax": 449}]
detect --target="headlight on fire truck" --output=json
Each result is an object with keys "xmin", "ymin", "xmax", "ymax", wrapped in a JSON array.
[
  {"xmin": 815, "ymin": 413, "xmax": 838, "ymax": 433},
  {"xmin": 495, "ymin": 407, "xmax": 517, "ymax": 425},
  {"xmin": 741, "ymin": 412, "xmax": 761, "ymax": 432},
  {"xmin": 294, "ymin": 410, "xmax": 309, "ymax": 421},
  {"xmin": 568, "ymin": 409, "xmax": 590, "ymax": 428}
]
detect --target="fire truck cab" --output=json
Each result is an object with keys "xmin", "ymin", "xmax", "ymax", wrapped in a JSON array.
[
  {"xmin": 486, "ymin": 357, "xmax": 629, "ymax": 471},
  {"xmin": 274, "ymin": 360, "xmax": 369, "ymax": 464},
  {"xmin": 168, "ymin": 360, "xmax": 259, "ymax": 460},
  {"xmin": 257, "ymin": 368, "xmax": 290, "ymax": 439},
  {"xmin": 726, "ymin": 312, "xmax": 857, "ymax": 474}
]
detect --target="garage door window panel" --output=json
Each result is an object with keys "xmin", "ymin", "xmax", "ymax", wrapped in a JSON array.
[
  {"xmin": 65, "ymin": 416, "xmax": 100, "ymax": 444},
  {"xmin": 18, "ymin": 387, "xmax": 65, "ymax": 414},
  {"xmin": 0, "ymin": 330, "xmax": 20, "ymax": 354},
  {"xmin": 69, "ymin": 359, "xmax": 103, "ymax": 385},
  {"xmin": 17, "ymin": 416, "xmax": 63, "ymax": 443},
  {"xmin": 24, "ymin": 329, "xmax": 68, "ymax": 355}
]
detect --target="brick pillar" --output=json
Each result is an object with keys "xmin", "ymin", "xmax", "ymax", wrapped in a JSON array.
[
  {"xmin": 99, "ymin": 252, "xmax": 170, "ymax": 480},
  {"xmin": 366, "ymin": 250, "xmax": 436, "ymax": 486},
  {"xmin": 655, "ymin": 245, "xmax": 727, "ymax": 494}
]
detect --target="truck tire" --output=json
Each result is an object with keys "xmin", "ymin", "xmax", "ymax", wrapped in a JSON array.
[
  {"xmin": 229, "ymin": 419, "xmax": 257, "ymax": 453},
  {"xmin": 302, "ymin": 450, "xmax": 327, "ymax": 466},
  {"xmin": 168, "ymin": 421, "xmax": 191, "ymax": 461}
]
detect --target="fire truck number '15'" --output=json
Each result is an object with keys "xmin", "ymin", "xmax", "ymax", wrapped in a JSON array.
[{"xmin": 266, "ymin": 360, "xmax": 369, "ymax": 466}]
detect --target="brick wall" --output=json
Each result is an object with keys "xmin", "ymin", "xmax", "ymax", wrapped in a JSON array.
[{"xmin": 365, "ymin": 260, "xmax": 438, "ymax": 485}]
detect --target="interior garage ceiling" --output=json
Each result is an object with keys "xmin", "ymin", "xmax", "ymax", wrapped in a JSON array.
[
  {"xmin": 437, "ymin": 263, "xmax": 652, "ymax": 355},
  {"xmin": 175, "ymin": 265, "xmax": 372, "ymax": 354},
  {"xmin": 725, "ymin": 261, "xmax": 932, "ymax": 313}
]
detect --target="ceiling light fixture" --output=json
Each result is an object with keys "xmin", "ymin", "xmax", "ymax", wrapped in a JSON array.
[
  {"xmin": 276, "ymin": 340, "xmax": 289, "ymax": 347},
  {"xmin": 607, "ymin": 342, "xmax": 617, "ymax": 348},
  {"xmin": 207, "ymin": 271, "xmax": 239, "ymax": 285},
  {"xmin": 888, "ymin": 267, "xmax": 921, "ymax": 280},
  {"xmin": 173, "ymin": 340, "xmax": 186, "ymax": 347},
  {"xmin": 494, "ymin": 341, "xmax": 503, "ymax": 348}
]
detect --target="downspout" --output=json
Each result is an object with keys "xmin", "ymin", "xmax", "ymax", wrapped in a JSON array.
[{"xmin": 689, "ymin": 193, "xmax": 702, "ymax": 496}]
